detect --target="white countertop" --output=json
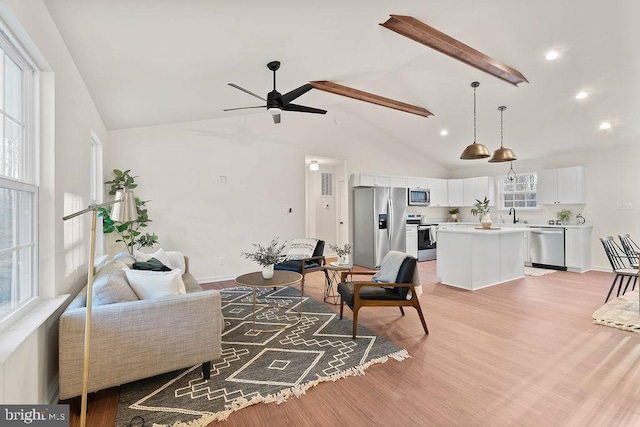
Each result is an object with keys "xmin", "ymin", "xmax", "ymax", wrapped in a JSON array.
[
  {"xmin": 438, "ymin": 227, "xmax": 528, "ymax": 235},
  {"xmin": 437, "ymin": 222, "xmax": 592, "ymax": 229}
]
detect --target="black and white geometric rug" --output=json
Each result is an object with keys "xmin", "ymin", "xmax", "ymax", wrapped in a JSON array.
[{"xmin": 115, "ymin": 286, "xmax": 409, "ymax": 426}]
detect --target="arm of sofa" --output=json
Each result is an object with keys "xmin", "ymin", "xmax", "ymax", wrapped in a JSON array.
[{"xmin": 58, "ymin": 289, "xmax": 223, "ymax": 400}]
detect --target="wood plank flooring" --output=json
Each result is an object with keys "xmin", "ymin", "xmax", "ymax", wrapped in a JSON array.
[{"xmin": 63, "ymin": 262, "xmax": 640, "ymax": 426}]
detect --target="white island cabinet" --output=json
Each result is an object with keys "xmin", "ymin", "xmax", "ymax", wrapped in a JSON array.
[{"xmin": 437, "ymin": 228, "xmax": 526, "ymax": 290}]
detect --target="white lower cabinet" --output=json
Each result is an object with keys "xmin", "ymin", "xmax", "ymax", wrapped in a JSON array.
[
  {"xmin": 406, "ymin": 225, "xmax": 418, "ymax": 258},
  {"xmin": 565, "ymin": 226, "xmax": 592, "ymax": 272}
]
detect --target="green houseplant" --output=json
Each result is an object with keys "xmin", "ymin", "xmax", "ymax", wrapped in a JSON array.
[
  {"xmin": 242, "ymin": 237, "xmax": 287, "ymax": 278},
  {"xmin": 330, "ymin": 243, "xmax": 351, "ymax": 264},
  {"xmin": 448, "ymin": 207, "xmax": 460, "ymax": 220},
  {"xmin": 471, "ymin": 197, "xmax": 492, "ymax": 228},
  {"xmin": 557, "ymin": 209, "xmax": 572, "ymax": 225},
  {"xmin": 98, "ymin": 169, "xmax": 158, "ymax": 255}
]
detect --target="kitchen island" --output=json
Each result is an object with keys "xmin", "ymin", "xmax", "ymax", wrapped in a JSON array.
[{"xmin": 437, "ymin": 227, "xmax": 527, "ymax": 290}]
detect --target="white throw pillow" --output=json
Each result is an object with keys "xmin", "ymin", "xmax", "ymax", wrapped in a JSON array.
[
  {"xmin": 285, "ymin": 238, "xmax": 319, "ymax": 261},
  {"xmin": 134, "ymin": 248, "xmax": 172, "ymax": 269},
  {"xmin": 165, "ymin": 251, "xmax": 186, "ymax": 273},
  {"xmin": 124, "ymin": 268, "xmax": 186, "ymax": 300}
]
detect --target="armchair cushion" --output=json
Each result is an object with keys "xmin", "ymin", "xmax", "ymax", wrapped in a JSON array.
[
  {"xmin": 275, "ymin": 259, "xmax": 322, "ymax": 272},
  {"xmin": 285, "ymin": 238, "xmax": 319, "ymax": 261},
  {"xmin": 338, "ymin": 282, "xmax": 405, "ymax": 307}
]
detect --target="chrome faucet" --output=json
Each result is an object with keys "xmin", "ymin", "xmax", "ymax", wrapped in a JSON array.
[{"xmin": 508, "ymin": 207, "xmax": 519, "ymax": 224}]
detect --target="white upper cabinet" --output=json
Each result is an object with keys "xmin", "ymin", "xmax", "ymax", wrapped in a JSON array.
[
  {"xmin": 407, "ymin": 176, "xmax": 430, "ymax": 189},
  {"xmin": 351, "ymin": 173, "xmax": 390, "ymax": 187},
  {"xmin": 389, "ymin": 175, "xmax": 408, "ymax": 188},
  {"xmin": 462, "ymin": 176, "xmax": 495, "ymax": 206},
  {"xmin": 537, "ymin": 166, "xmax": 586, "ymax": 204},
  {"xmin": 448, "ymin": 179, "xmax": 464, "ymax": 207},
  {"xmin": 426, "ymin": 178, "xmax": 448, "ymax": 206}
]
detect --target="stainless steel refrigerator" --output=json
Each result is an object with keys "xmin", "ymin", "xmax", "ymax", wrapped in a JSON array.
[{"xmin": 353, "ymin": 187, "xmax": 407, "ymax": 269}]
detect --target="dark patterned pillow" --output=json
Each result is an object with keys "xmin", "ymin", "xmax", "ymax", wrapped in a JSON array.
[
  {"xmin": 132, "ymin": 257, "xmax": 171, "ymax": 271},
  {"xmin": 285, "ymin": 238, "xmax": 319, "ymax": 261}
]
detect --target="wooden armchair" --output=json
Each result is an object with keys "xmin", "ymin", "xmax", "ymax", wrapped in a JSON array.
[
  {"xmin": 337, "ymin": 255, "xmax": 428, "ymax": 339},
  {"xmin": 274, "ymin": 239, "xmax": 326, "ymax": 294}
]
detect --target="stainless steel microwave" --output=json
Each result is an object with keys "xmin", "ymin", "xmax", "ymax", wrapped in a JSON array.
[{"xmin": 408, "ymin": 188, "xmax": 430, "ymax": 206}]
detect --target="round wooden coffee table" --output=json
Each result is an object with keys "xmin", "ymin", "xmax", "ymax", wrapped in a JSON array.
[{"xmin": 235, "ymin": 270, "xmax": 303, "ymax": 332}]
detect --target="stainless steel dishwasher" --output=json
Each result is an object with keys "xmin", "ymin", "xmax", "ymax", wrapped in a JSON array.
[{"xmin": 529, "ymin": 227, "xmax": 567, "ymax": 270}]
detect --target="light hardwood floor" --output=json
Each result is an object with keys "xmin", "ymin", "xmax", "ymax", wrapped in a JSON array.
[{"xmin": 65, "ymin": 262, "xmax": 640, "ymax": 426}]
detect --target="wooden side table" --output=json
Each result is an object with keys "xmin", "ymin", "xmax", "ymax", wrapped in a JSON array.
[
  {"xmin": 235, "ymin": 270, "xmax": 303, "ymax": 332},
  {"xmin": 322, "ymin": 262, "xmax": 353, "ymax": 305}
]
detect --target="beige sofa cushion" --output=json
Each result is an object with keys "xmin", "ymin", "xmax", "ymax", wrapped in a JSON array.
[{"xmin": 93, "ymin": 260, "xmax": 139, "ymax": 306}]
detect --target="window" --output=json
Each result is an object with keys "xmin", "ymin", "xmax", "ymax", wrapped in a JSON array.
[
  {"xmin": 500, "ymin": 172, "xmax": 537, "ymax": 209},
  {"xmin": 0, "ymin": 30, "xmax": 37, "ymax": 321}
]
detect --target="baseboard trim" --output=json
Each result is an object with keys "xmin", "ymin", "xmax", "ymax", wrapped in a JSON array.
[{"xmin": 196, "ymin": 274, "xmax": 239, "ymax": 284}]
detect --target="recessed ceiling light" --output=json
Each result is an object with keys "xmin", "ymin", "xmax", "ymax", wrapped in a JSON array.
[
  {"xmin": 440, "ymin": 130, "xmax": 448, "ymax": 136},
  {"xmin": 599, "ymin": 122, "xmax": 611, "ymax": 130},
  {"xmin": 545, "ymin": 50, "xmax": 560, "ymax": 61},
  {"xmin": 575, "ymin": 91, "xmax": 588, "ymax": 99}
]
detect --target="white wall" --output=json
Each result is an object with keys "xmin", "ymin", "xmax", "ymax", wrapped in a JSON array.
[
  {"xmin": 449, "ymin": 146, "xmax": 640, "ymax": 270},
  {"xmin": 106, "ymin": 113, "xmax": 448, "ymax": 281},
  {"xmin": 0, "ymin": 0, "xmax": 108, "ymax": 403}
]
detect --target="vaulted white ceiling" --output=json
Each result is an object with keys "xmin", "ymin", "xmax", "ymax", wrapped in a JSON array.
[{"xmin": 43, "ymin": 0, "xmax": 639, "ymax": 170}]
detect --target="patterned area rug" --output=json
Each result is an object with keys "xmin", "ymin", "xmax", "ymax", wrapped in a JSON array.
[
  {"xmin": 593, "ymin": 290, "xmax": 640, "ymax": 334},
  {"xmin": 524, "ymin": 266, "xmax": 557, "ymax": 276},
  {"xmin": 115, "ymin": 286, "xmax": 408, "ymax": 426}
]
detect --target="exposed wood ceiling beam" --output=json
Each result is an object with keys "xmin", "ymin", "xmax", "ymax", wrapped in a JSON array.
[
  {"xmin": 380, "ymin": 15, "xmax": 529, "ymax": 87},
  {"xmin": 309, "ymin": 81, "xmax": 433, "ymax": 118}
]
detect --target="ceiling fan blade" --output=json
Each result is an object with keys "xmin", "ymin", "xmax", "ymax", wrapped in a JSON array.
[
  {"xmin": 223, "ymin": 105, "xmax": 266, "ymax": 111},
  {"xmin": 272, "ymin": 113, "xmax": 281, "ymax": 124},
  {"xmin": 282, "ymin": 103, "xmax": 327, "ymax": 115},
  {"xmin": 280, "ymin": 83, "xmax": 313, "ymax": 105},
  {"xmin": 228, "ymin": 83, "xmax": 267, "ymax": 101}
]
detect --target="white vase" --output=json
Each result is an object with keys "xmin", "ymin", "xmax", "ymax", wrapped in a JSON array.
[
  {"xmin": 262, "ymin": 264, "xmax": 274, "ymax": 279},
  {"xmin": 481, "ymin": 213, "xmax": 492, "ymax": 229}
]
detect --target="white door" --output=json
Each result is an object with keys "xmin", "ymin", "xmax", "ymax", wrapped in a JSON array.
[{"xmin": 337, "ymin": 179, "xmax": 348, "ymax": 246}]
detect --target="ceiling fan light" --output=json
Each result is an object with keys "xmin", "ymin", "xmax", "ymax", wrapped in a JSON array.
[
  {"xmin": 268, "ymin": 107, "xmax": 282, "ymax": 116},
  {"xmin": 460, "ymin": 142, "xmax": 491, "ymax": 159},
  {"xmin": 309, "ymin": 161, "xmax": 319, "ymax": 171}
]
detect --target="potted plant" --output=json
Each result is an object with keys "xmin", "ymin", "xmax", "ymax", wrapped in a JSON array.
[
  {"xmin": 242, "ymin": 237, "xmax": 287, "ymax": 279},
  {"xmin": 98, "ymin": 169, "xmax": 159, "ymax": 255},
  {"xmin": 471, "ymin": 197, "xmax": 492, "ymax": 229},
  {"xmin": 330, "ymin": 243, "xmax": 351, "ymax": 265},
  {"xmin": 448, "ymin": 207, "xmax": 460, "ymax": 221},
  {"xmin": 557, "ymin": 209, "xmax": 572, "ymax": 225}
]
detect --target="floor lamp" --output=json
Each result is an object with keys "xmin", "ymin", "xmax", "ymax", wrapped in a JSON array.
[{"xmin": 62, "ymin": 189, "xmax": 136, "ymax": 427}]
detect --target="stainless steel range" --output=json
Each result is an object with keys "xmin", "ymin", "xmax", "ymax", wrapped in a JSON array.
[{"xmin": 406, "ymin": 214, "xmax": 437, "ymax": 262}]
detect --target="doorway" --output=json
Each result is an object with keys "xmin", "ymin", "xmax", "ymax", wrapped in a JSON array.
[{"xmin": 305, "ymin": 156, "xmax": 349, "ymax": 254}]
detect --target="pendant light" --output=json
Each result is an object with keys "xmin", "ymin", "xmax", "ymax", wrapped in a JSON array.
[
  {"xmin": 489, "ymin": 106, "xmax": 517, "ymax": 162},
  {"xmin": 506, "ymin": 161, "xmax": 517, "ymax": 182},
  {"xmin": 460, "ymin": 82, "xmax": 490, "ymax": 160}
]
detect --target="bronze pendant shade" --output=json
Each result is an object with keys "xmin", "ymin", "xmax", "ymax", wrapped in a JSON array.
[
  {"xmin": 489, "ymin": 106, "xmax": 517, "ymax": 163},
  {"xmin": 460, "ymin": 82, "xmax": 490, "ymax": 160}
]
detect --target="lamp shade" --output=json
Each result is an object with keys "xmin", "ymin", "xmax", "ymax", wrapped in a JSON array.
[
  {"xmin": 110, "ymin": 190, "xmax": 137, "ymax": 222},
  {"xmin": 460, "ymin": 142, "xmax": 491, "ymax": 159},
  {"xmin": 488, "ymin": 146, "xmax": 517, "ymax": 162}
]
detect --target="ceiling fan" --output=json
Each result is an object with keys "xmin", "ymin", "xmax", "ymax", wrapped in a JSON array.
[{"xmin": 224, "ymin": 61, "xmax": 327, "ymax": 124}]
